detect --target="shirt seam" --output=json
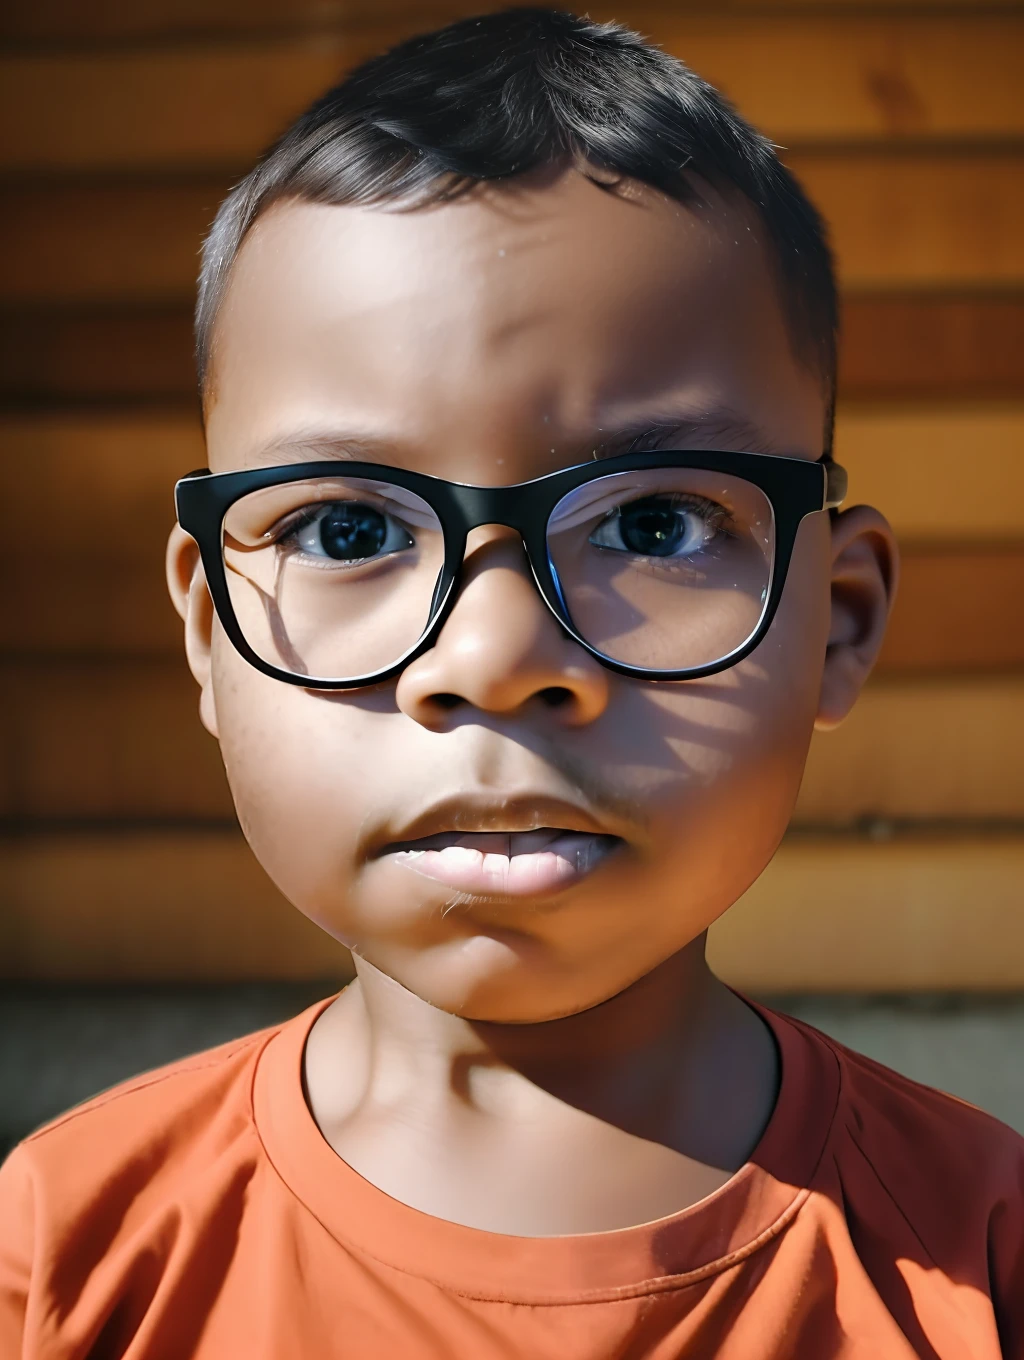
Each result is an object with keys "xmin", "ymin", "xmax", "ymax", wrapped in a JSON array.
[
  {"xmin": 766, "ymin": 1010, "xmax": 846, "ymax": 1198},
  {"xmin": 842, "ymin": 1120, "xmax": 942, "ymax": 1272},
  {"xmin": 20, "ymin": 1027, "xmax": 277, "ymax": 1145},
  {"xmin": 252, "ymin": 1004, "xmax": 845, "ymax": 1306},
  {"xmin": 254, "ymin": 1158, "xmax": 814, "ymax": 1305},
  {"xmin": 253, "ymin": 1074, "xmax": 817, "ymax": 1306}
]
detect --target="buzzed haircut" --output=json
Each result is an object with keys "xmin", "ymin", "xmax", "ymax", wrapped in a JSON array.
[{"xmin": 197, "ymin": 6, "xmax": 838, "ymax": 444}]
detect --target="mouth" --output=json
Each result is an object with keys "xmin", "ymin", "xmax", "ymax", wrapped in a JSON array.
[
  {"xmin": 372, "ymin": 794, "xmax": 631, "ymax": 900},
  {"xmin": 381, "ymin": 828, "xmax": 623, "ymax": 898}
]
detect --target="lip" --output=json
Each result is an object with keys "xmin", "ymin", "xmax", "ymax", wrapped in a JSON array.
[{"xmin": 369, "ymin": 792, "xmax": 634, "ymax": 899}]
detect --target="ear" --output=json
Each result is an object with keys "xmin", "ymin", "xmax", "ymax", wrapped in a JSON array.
[
  {"xmin": 816, "ymin": 505, "xmax": 899, "ymax": 731},
  {"xmin": 166, "ymin": 524, "xmax": 219, "ymax": 738}
]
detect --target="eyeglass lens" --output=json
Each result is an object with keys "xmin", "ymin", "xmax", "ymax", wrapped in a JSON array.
[
  {"xmin": 221, "ymin": 468, "xmax": 774, "ymax": 682},
  {"xmin": 546, "ymin": 468, "xmax": 774, "ymax": 671}
]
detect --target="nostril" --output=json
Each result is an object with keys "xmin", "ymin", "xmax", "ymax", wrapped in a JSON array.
[
  {"xmin": 540, "ymin": 686, "xmax": 573, "ymax": 708},
  {"xmin": 431, "ymin": 693, "xmax": 464, "ymax": 711}
]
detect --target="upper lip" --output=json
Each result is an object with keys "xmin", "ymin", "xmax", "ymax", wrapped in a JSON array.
[{"xmin": 369, "ymin": 792, "xmax": 633, "ymax": 858}]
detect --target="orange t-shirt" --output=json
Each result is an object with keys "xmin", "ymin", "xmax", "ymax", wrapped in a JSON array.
[{"xmin": 1, "ymin": 993, "xmax": 1022, "ymax": 1359}]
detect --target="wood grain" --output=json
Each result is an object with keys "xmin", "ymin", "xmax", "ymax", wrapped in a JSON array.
[
  {"xmin": 4, "ymin": 156, "xmax": 1021, "ymax": 307},
  {"xmin": 0, "ymin": 308, "xmax": 196, "ymax": 408},
  {"xmin": 5, "ymin": 295, "xmax": 1022, "ymax": 408},
  {"xmin": 879, "ymin": 545, "xmax": 1024, "ymax": 674},
  {"xmin": 4, "ymin": 664, "xmax": 1022, "ymax": 824},
  {"xmin": 6, "ymin": 1, "xmax": 1021, "ymax": 46},
  {"xmin": 836, "ymin": 293, "xmax": 1024, "ymax": 401},
  {"xmin": 3, "ymin": 17, "xmax": 1023, "ymax": 173},
  {"xmin": 707, "ymin": 833, "xmax": 1024, "ymax": 991},
  {"xmin": 788, "ymin": 152, "xmax": 1024, "ymax": 291},
  {"xmin": 835, "ymin": 401, "xmax": 1024, "ymax": 539},
  {"xmin": 794, "ymin": 678, "xmax": 1024, "ymax": 825},
  {"xmin": 3, "ymin": 827, "xmax": 1021, "ymax": 986},
  {"xmin": 0, "ymin": 180, "xmax": 221, "ymax": 306},
  {"xmin": 0, "ymin": 828, "xmax": 352, "ymax": 981},
  {"xmin": 0, "ymin": 658, "xmax": 230, "ymax": 821}
]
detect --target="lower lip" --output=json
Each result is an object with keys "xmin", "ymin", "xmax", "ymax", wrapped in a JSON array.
[{"xmin": 385, "ymin": 831, "xmax": 621, "ymax": 898}]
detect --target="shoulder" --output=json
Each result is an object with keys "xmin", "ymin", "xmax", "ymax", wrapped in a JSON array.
[
  {"xmin": 0, "ymin": 1018, "xmax": 301, "ymax": 1355},
  {"xmin": 18, "ymin": 1021, "xmax": 276, "ymax": 1169},
  {"xmin": 827, "ymin": 1021, "xmax": 1024, "ymax": 1185},
  {"xmin": 0, "ymin": 1020, "xmax": 282, "ymax": 1250},
  {"xmin": 777, "ymin": 1010, "xmax": 1024, "ymax": 1252},
  {"xmin": 770, "ymin": 1012, "xmax": 1024, "ymax": 1350}
]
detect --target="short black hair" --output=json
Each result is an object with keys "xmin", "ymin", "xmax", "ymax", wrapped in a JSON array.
[{"xmin": 197, "ymin": 6, "xmax": 837, "ymax": 443}]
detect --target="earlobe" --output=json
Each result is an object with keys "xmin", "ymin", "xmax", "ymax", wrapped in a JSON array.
[
  {"xmin": 816, "ymin": 505, "xmax": 899, "ymax": 731},
  {"xmin": 165, "ymin": 524, "xmax": 220, "ymax": 738}
]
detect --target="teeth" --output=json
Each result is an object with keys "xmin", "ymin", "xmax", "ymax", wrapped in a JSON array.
[
  {"xmin": 392, "ymin": 834, "xmax": 609, "ymax": 871},
  {"xmin": 389, "ymin": 832, "xmax": 619, "ymax": 896}
]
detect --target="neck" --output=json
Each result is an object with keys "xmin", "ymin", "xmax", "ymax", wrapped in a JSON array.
[{"xmin": 303, "ymin": 947, "xmax": 780, "ymax": 1233}]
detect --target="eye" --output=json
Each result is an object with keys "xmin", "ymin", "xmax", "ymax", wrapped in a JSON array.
[
  {"xmin": 588, "ymin": 495, "xmax": 722, "ymax": 558},
  {"xmin": 287, "ymin": 501, "xmax": 414, "ymax": 562}
]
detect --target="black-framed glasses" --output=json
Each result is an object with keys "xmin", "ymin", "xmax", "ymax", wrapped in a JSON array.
[{"xmin": 174, "ymin": 449, "xmax": 846, "ymax": 689}]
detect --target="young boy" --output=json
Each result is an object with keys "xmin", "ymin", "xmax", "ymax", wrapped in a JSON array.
[{"xmin": 2, "ymin": 9, "xmax": 1021, "ymax": 1357}]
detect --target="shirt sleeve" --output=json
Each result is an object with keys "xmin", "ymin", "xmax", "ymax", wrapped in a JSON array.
[
  {"xmin": 0, "ymin": 1145, "xmax": 34, "ymax": 1359},
  {"xmin": 989, "ymin": 1158, "xmax": 1024, "ymax": 1360}
]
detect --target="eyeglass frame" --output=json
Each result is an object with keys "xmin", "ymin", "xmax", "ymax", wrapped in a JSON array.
[{"xmin": 174, "ymin": 448, "xmax": 847, "ymax": 690}]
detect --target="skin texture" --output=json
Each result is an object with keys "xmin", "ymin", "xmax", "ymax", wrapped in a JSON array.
[{"xmin": 167, "ymin": 170, "xmax": 897, "ymax": 1234}]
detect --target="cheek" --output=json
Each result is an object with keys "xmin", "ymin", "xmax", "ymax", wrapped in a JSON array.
[
  {"xmin": 211, "ymin": 632, "xmax": 372, "ymax": 923},
  {"xmin": 631, "ymin": 516, "xmax": 831, "ymax": 888}
]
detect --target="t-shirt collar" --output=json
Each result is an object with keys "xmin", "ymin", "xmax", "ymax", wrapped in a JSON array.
[{"xmin": 252, "ymin": 991, "xmax": 840, "ymax": 1304}]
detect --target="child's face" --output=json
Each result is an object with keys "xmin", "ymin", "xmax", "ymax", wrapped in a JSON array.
[{"xmin": 171, "ymin": 171, "xmax": 863, "ymax": 1022}]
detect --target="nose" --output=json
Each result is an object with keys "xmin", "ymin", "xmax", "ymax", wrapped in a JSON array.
[{"xmin": 395, "ymin": 527, "xmax": 611, "ymax": 730}]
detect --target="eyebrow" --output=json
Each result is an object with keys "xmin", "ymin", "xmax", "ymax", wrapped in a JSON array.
[
  {"xmin": 591, "ymin": 408, "xmax": 784, "ymax": 459},
  {"xmin": 244, "ymin": 406, "xmax": 786, "ymax": 471},
  {"xmin": 245, "ymin": 430, "xmax": 402, "ymax": 467}
]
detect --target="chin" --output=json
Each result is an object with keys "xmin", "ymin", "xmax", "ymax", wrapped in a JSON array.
[{"xmin": 358, "ymin": 930, "xmax": 647, "ymax": 1026}]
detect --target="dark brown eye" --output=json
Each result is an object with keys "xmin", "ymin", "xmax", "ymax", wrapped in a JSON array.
[
  {"xmin": 291, "ymin": 502, "xmax": 413, "ymax": 561},
  {"xmin": 590, "ymin": 496, "xmax": 708, "ymax": 557}
]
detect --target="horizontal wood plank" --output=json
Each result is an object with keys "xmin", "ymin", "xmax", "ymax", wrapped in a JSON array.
[
  {"xmin": 0, "ymin": 181, "xmax": 221, "ymax": 306},
  {"xmin": 5, "ymin": 563, "xmax": 180, "ymax": 656},
  {"xmin": 2, "ymin": 17, "xmax": 1023, "ymax": 172},
  {"xmin": 0, "ymin": 658, "xmax": 230, "ymax": 821},
  {"xmin": 6, "ymin": 294, "xmax": 1022, "ymax": 408},
  {"xmin": 878, "ymin": 545, "xmax": 1024, "ymax": 674},
  {"xmin": 835, "ymin": 401, "xmax": 1024, "ymax": 539},
  {"xmin": 794, "ymin": 678, "xmax": 1024, "ymax": 825},
  {"xmin": 7, "ymin": 1, "xmax": 1022, "ymax": 46},
  {"xmin": 707, "ymin": 833, "xmax": 1024, "ymax": 991},
  {"xmin": 0, "ymin": 829, "xmax": 353, "ymax": 981},
  {"xmin": 4, "ymin": 156, "xmax": 1021, "ymax": 306},
  {"xmin": 0, "ymin": 308, "xmax": 196, "ymax": 407},
  {"xmin": 4, "ymin": 403, "xmax": 1021, "ymax": 560},
  {"xmin": 3, "ymin": 664, "xmax": 1022, "ymax": 823},
  {"xmin": 787, "ymin": 152, "xmax": 1024, "ymax": 290},
  {"xmin": 836, "ymin": 293, "xmax": 1024, "ymax": 401},
  {"xmin": 3, "ymin": 828, "xmax": 1021, "ymax": 986}
]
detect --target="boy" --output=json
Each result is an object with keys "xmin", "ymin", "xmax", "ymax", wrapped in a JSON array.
[{"xmin": 2, "ymin": 8, "xmax": 1022, "ymax": 1357}]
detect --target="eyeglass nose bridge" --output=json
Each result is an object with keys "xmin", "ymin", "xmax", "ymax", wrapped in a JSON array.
[
  {"xmin": 444, "ymin": 480, "xmax": 543, "ymax": 535},
  {"xmin": 427, "ymin": 481, "xmax": 566, "ymax": 626}
]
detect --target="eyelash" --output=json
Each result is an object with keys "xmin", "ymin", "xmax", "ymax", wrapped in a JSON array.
[{"xmin": 609, "ymin": 493, "xmax": 734, "ymax": 533}]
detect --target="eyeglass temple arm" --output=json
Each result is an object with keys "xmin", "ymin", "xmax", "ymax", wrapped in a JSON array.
[{"xmin": 823, "ymin": 456, "xmax": 847, "ymax": 510}]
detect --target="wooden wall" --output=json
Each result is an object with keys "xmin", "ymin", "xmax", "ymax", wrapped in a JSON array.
[{"xmin": 1, "ymin": 1, "xmax": 1021, "ymax": 987}]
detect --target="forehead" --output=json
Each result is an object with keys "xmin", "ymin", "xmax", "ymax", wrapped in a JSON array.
[{"xmin": 204, "ymin": 171, "xmax": 824, "ymax": 474}]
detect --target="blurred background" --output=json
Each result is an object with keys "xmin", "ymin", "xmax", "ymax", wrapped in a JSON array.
[{"xmin": 1, "ymin": 0, "xmax": 1022, "ymax": 1155}]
